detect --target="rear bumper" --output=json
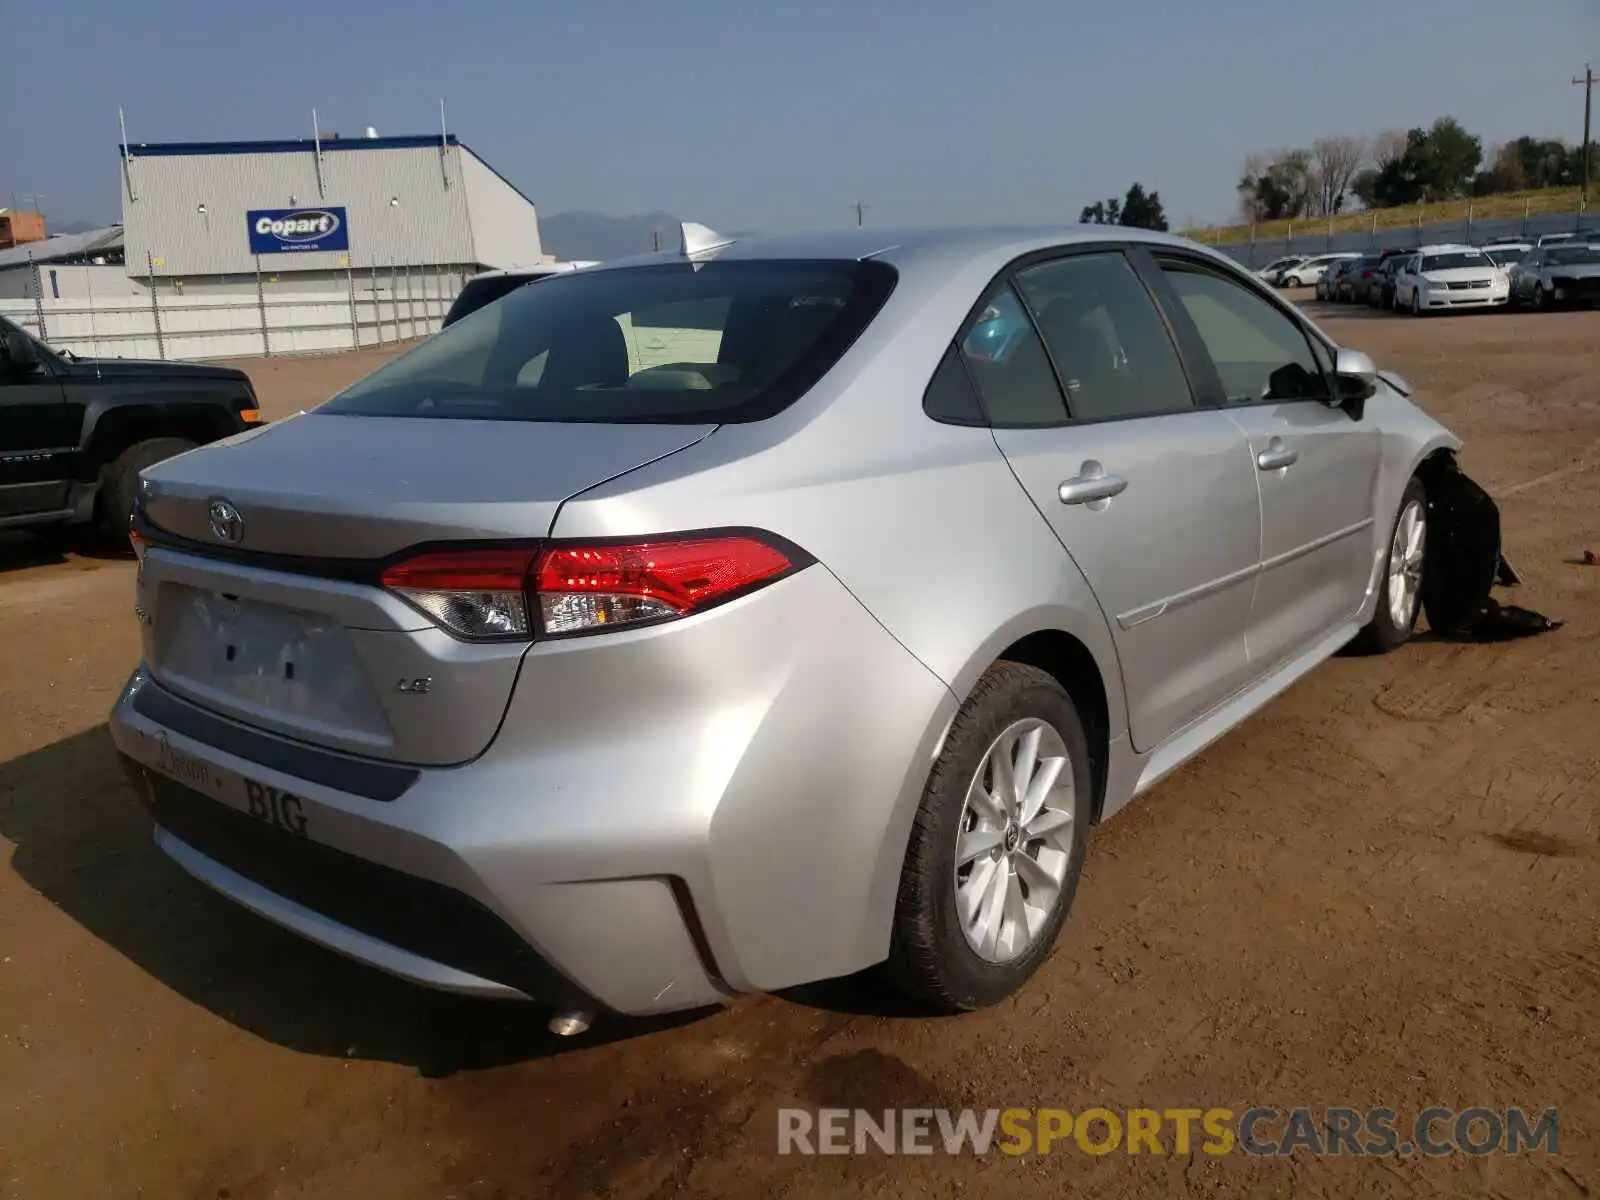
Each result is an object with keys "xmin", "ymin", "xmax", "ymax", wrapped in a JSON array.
[{"xmin": 110, "ymin": 564, "xmax": 955, "ymax": 1016}]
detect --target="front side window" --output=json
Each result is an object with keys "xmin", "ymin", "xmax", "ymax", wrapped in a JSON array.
[
  {"xmin": 1160, "ymin": 264, "xmax": 1330, "ymax": 405},
  {"xmin": 323, "ymin": 259, "xmax": 896, "ymax": 424},
  {"xmin": 1013, "ymin": 252, "xmax": 1195, "ymax": 421}
]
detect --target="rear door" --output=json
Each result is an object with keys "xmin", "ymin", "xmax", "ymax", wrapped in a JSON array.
[
  {"xmin": 972, "ymin": 246, "xmax": 1263, "ymax": 752},
  {"xmin": 0, "ymin": 317, "xmax": 74, "ymax": 520},
  {"xmin": 1146, "ymin": 251, "xmax": 1382, "ymax": 671}
]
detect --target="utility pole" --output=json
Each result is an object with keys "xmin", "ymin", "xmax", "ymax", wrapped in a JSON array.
[
  {"xmin": 1577, "ymin": 64, "xmax": 1595, "ymax": 211},
  {"xmin": 850, "ymin": 201, "xmax": 868, "ymax": 227}
]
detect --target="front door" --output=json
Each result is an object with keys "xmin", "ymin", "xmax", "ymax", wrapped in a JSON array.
[
  {"xmin": 961, "ymin": 248, "xmax": 1263, "ymax": 753},
  {"xmin": 0, "ymin": 317, "xmax": 73, "ymax": 520},
  {"xmin": 1148, "ymin": 256, "xmax": 1383, "ymax": 670}
]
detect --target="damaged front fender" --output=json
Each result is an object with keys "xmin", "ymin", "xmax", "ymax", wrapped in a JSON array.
[{"xmin": 1417, "ymin": 453, "xmax": 1559, "ymax": 640}]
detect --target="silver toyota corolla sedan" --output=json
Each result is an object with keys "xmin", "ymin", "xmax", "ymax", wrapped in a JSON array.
[{"xmin": 111, "ymin": 223, "xmax": 1477, "ymax": 1029}]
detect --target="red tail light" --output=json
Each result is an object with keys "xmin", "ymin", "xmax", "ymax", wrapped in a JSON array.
[{"xmin": 380, "ymin": 533, "xmax": 804, "ymax": 641}]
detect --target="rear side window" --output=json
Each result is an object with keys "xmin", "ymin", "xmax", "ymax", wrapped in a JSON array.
[
  {"xmin": 922, "ymin": 345, "xmax": 986, "ymax": 425},
  {"xmin": 1160, "ymin": 265, "xmax": 1331, "ymax": 405},
  {"xmin": 325, "ymin": 259, "xmax": 897, "ymax": 424},
  {"xmin": 956, "ymin": 285, "xmax": 1069, "ymax": 426},
  {"xmin": 1013, "ymin": 252, "xmax": 1194, "ymax": 421}
]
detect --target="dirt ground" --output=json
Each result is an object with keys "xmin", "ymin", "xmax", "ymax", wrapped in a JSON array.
[{"xmin": 2, "ymin": 304, "xmax": 1597, "ymax": 1199}]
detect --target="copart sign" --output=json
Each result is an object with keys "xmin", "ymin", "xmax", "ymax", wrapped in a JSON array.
[{"xmin": 246, "ymin": 207, "xmax": 349, "ymax": 254}]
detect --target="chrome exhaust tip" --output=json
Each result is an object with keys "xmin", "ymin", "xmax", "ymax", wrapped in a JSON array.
[{"xmin": 548, "ymin": 1010, "xmax": 594, "ymax": 1037}]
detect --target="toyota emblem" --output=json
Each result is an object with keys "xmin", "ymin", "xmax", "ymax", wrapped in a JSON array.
[{"xmin": 207, "ymin": 498, "xmax": 244, "ymax": 544}]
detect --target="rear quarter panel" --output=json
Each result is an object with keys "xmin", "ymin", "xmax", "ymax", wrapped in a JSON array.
[{"xmin": 547, "ymin": 250, "xmax": 1129, "ymax": 973}]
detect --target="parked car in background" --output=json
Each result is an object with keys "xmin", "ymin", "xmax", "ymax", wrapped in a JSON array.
[
  {"xmin": 0, "ymin": 314, "xmax": 262, "ymax": 544},
  {"xmin": 1341, "ymin": 254, "xmax": 1385, "ymax": 303},
  {"xmin": 1392, "ymin": 245, "xmax": 1509, "ymax": 315},
  {"xmin": 1319, "ymin": 259, "xmax": 1358, "ymax": 301},
  {"xmin": 1371, "ymin": 255, "xmax": 1411, "ymax": 309},
  {"xmin": 109, "ymin": 222, "xmax": 1490, "ymax": 1028},
  {"xmin": 1281, "ymin": 253, "xmax": 1360, "ymax": 289},
  {"xmin": 442, "ymin": 262, "xmax": 601, "ymax": 329},
  {"xmin": 1388, "ymin": 255, "xmax": 1423, "ymax": 311},
  {"xmin": 1480, "ymin": 243, "xmax": 1531, "ymax": 270},
  {"xmin": 1256, "ymin": 255, "xmax": 1308, "ymax": 286},
  {"xmin": 1534, "ymin": 233, "xmax": 1578, "ymax": 248},
  {"xmin": 1344, "ymin": 249, "xmax": 1414, "ymax": 305},
  {"xmin": 1508, "ymin": 242, "xmax": 1600, "ymax": 309}
]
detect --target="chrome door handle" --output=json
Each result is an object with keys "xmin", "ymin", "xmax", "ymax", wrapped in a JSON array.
[
  {"xmin": 1256, "ymin": 438, "xmax": 1298, "ymax": 471},
  {"xmin": 1058, "ymin": 460, "xmax": 1129, "ymax": 506}
]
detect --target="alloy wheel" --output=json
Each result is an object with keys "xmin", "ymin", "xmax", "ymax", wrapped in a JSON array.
[
  {"xmin": 1387, "ymin": 498, "xmax": 1426, "ymax": 631},
  {"xmin": 954, "ymin": 718, "xmax": 1077, "ymax": 964}
]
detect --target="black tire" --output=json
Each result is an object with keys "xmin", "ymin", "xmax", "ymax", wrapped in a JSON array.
[
  {"xmin": 1534, "ymin": 283, "xmax": 1549, "ymax": 311},
  {"xmin": 1349, "ymin": 475, "xmax": 1427, "ymax": 655},
  {"xmin": 98, "ymin": 437, "xmax": 196, "ymax": 544},
  {"xmin": 884, "ymin": 662, "xmax": 1094, "ymax": 1012}
]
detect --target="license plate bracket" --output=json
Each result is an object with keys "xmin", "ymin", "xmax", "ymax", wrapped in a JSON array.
[{"xmin": 134, "ymin": 727, "xmax": 312, "ymax": 840}]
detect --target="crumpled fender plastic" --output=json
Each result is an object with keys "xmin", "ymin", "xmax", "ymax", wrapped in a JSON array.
[{"xmin": 1418, "ymin": 453, "xmax": 1561, "ymax": 640}]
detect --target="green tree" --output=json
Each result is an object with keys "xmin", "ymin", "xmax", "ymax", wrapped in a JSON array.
[
  {"xmin": 1082, "ymin": 184, "xmax": 1167, "ymax": 230},
  {"xmin": 1120, "ymin": 182, "xmax": 1169, "ymax": 230},
  {"xmin": 1237, "ymin": 150, "xmax": 1314, "ymax": 220},
  {"xmin": 1410, "ymin": 116, "xmax": 1482, "ymax": 199},
  {"xmin": 1079, "ymin": 198, "xmax": 1122, "ymax": 224}
]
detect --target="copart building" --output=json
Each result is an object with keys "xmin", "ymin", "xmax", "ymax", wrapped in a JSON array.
[{"xmin": 116, "ymin": 129, "xmax": 549, "ymax": 298}]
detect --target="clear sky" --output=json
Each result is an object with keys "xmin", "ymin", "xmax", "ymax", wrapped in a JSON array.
[{"xmin": 2, "ymin": 0, "xmax": 1596, "ymax": 231}]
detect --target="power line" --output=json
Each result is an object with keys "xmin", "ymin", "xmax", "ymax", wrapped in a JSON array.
[
  {"xmin": 1576, "ymin": 64, "xmax": 1595, "ymax": 211},
  {"xmin": 849, "ymin": 201, "xmax": 868, "ymax": 227}
]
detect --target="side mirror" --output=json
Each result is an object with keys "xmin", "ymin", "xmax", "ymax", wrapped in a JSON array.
[
  {"xmin": 1330, "ymin": 346, "xmax": 1378, "ymax": 414},
  {"xmin": 2, "ymin": 329, "xmax": 40, "ymax": 372}
]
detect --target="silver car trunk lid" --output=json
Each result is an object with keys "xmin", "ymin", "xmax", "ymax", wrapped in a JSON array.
[
  {"xmin": 134, "ymin": 413, "xmax": 713, "ymax": 766},
  {"xmin": 140, "ymin": 412, "xmax": 714, "ymax": 559}
]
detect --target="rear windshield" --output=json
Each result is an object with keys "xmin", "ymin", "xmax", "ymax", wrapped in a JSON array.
[
  {"xmin": 1483, "ymin": 247, "xmax": 1526, "ymax": 265},
  {"xmin": 442, "ymin": 274, "xmax": 554, "ymax": 328},
  {"xmin": 324, "ymin": 259, "xmax": 897, "ymax": 424}
]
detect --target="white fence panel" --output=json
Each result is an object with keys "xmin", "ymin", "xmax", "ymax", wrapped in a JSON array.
[{"xmin": 0, "ymin": 278, "xmax": 456, "ymax": 363}]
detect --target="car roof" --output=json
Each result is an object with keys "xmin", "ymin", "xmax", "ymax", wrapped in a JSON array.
[
  {"xmin": 462, "ymin": 262, "xmax": 599, "ymax": 284},
  {"xmin": 585, "ymin": 224, "xmax": 1246, "ymax": 276}
]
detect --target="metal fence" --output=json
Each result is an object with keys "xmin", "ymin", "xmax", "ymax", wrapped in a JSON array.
[
  {"xmin": 1, "ymin": 258, "xmax": 469, "ymax": 362},
  {"xmin": 1198, "ymin": 201, "xmax": 1597, "ymax": 269}
]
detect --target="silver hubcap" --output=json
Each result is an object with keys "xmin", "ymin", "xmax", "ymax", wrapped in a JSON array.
[
  {"xmin": 1387, "ymin": 498, "xmax": 1426, "ymax": 630},
  {"xmin": 954, "ymin": 718, "xmax": 1077, "ymax": 964}
]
